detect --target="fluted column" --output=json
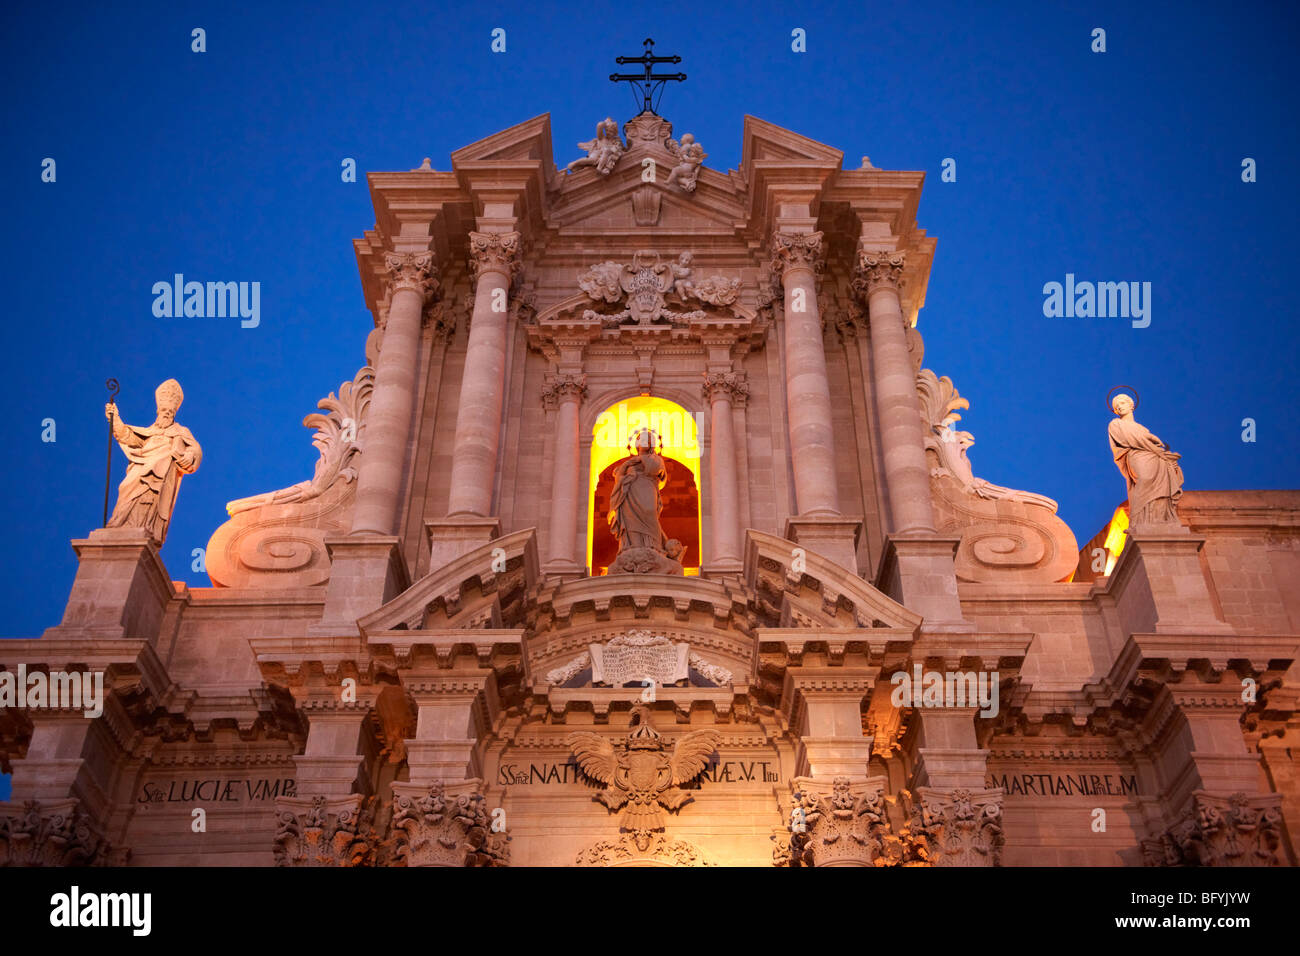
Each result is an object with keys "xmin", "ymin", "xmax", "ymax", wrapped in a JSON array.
[
  {"xmin": 853, "ymin": 248, "xmax": 935, "ymax": 535},
  {"xmin": 703, "ymin": 371, "xmax": 747, "ymax": 566},
  {"xmin": 542, "ymin": 373, "xmax": 586, "ymax": 569},
  {"xmin": 772, "ymin": 231, "xmax": 839, "ymax": 516},
  {"xmin": 351, "ymin": 252, "xmax": 438, "ymax": 535},
  {"xmin": 446, "ymin": 232, "xmax": 521, "ymax": 517}
]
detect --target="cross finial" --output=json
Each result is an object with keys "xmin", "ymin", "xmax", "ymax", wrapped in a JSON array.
[{"xmin": 609, "ymin": 37, "xmax": 686, "ymax": 116}]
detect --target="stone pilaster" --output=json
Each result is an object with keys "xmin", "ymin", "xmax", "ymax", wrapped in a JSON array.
[
  {"xmin": 771, "ymin": 231, "xmax": 838, "ymax": 518},
  {"xmin": 350, "ymin": 251, "xmax": 439, "ymax": 536},
  {"xmin": 855, "ymin": 246, "xmax": 966, "ymax": 624},
  {"xmin": 542, "ymin": 372, "xmax": 587, "ymax": 574},
  {"xmin": 702, "ymin": 370, "xmax": 747, "ymax": 568},
  {"xmin": 445, "ymin": 231, "xmax": 522, "ymax": 519}
]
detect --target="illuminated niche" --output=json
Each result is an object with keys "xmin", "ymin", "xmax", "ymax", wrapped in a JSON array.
[{"xmin": 589, "ymin": 396, "xmax": 702, "ymax": 575}]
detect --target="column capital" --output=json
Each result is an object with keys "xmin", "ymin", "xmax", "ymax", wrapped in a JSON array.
[
  {"xmin": 468, "ymin": 231, "xmax": 522, "ymax": 283},
  {"xmin": 899, "ymin": 786, "xmax": 1005, "ymax": 867},
  {"xmin": 702, "ymin": 370, "xmax": 749, "ymax": 405},
  {"xmin": 779, "ymin": 776, "xmax": 900, "ymax": 867},
  {"xmin": 852, "ymin": 247, "xmax": 906, "ymax": 297},
  {"xmin": 770, "ymin": 230, "xmax": 824, "ymax": 279},
  {"xmin": 540, "ymin": 372, "xmax": 587, "ymax": 409},
  {"xmin": 384, "ymin": 251, "xmax": 440, "ymax": 303}
]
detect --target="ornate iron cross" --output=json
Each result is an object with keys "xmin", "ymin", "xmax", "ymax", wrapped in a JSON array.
[{"xmin": 610, "ymin": 38, "xmax": 686, "ymax": 115}]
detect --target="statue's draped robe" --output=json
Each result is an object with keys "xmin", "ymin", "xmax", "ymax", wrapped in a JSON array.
[
  {"xmin": 108, "ymin": 421, "xmax": 202, "ymax": 545},
  {"xmin": 1108, "ymin": 416, "xmax": 1183, "ymax": 525},
  {"xmin": 608, "ymin": 452, "xmax": 667, "ymax": 553}
]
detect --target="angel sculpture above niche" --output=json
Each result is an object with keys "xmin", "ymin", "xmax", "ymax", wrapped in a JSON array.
[
  {"xmin": 565, "ymin": 117, "xmax": 625, "ymax": 176},
  {"xmin": 665, "ymin": 133, "xmax": 706, "ymax": 191}
]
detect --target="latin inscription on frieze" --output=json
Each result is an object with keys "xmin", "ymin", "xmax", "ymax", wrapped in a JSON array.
[
  {"xmin": 136, "ymin": 777, "xmax": 297, "ymax": 805},
  {"xmin": 986, "ymin": 772, "xmax": 1138, "ymax": 797},
  {"xmin": 498, "ymin": 756, "xmax": 778, "ymax": 788}
]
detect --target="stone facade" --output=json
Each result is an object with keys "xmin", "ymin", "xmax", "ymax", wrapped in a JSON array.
[{"xmin": 2, "ymin": 110, "xmax": 1297, "ymax": 867}]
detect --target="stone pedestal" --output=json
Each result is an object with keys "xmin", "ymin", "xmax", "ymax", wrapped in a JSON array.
[
  {"xmin": 45, "ymin": 527, "xmax": 174, "ymax": 642},
  {"xmin": 1110, "ymin": 528, "xmax": 1232, "ymax": 635},
  {"xmin": 875, "ymin": 535, "xmax": 968, "ymax": 626},
  {"xmin": 425, "ymin": 516, "xmax": 501, "ymax": 573},
  {"xmin": 784, "ymin": 515, "xmax": 862, "ymax": 577},
  {"xmin": 313, "ymin": 535, "xmax": 408, "ymax": 635}
]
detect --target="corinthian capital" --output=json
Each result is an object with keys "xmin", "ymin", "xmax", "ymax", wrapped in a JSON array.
[
  {"xmin": 852, "ymin": 247, "xmax": 906, "ymax": 297},
  {"xmin": 468, "ymin": 231, "xmax": 523, "ymax": 283},
  {"xmin": 389, "ymin": 782, "xmax": 510, "ymax": 867},
  {"xmin": 541, "ymin": 372, "xmax": 587, "ymax": 409},
  {"xmin": 898, "ymin": 787, "xmax": 1004, "ymax": 867},
  {"xmin": 702, "ymin": 370, "xmax": 749, "ymax": 405},
  {"xmin": 770, "ymin": 231, "xmax": 824, "ymax": 279},
  {"xmin": 384, "ymin": 251, "xmax": 440, "ymax": 302}
]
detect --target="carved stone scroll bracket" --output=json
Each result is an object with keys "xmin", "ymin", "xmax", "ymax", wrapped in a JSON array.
[
  {"xmin": 206, "ymin": 359, "xmax": 376, "ymax": 588},
  {"xmin": 915, "ymin": 368, "xmax": 1079, "ymax": 583}
]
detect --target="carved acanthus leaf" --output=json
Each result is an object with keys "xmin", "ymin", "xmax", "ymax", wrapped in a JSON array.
[{"xmin": 226, "ymin": 362, "xmax": 374, "ymax": 514}]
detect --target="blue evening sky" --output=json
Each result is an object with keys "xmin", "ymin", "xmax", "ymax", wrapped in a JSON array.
[{"xmin": 0, "ymin": 5, "xmax": 1295, "ymax": 804}]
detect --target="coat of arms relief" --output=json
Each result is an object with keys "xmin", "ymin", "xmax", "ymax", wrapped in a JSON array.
[{"xmin": 567, "ymin": 705, "xmax": 721, "ymax": 865}]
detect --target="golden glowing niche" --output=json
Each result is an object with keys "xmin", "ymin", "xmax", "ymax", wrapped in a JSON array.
[
  {"xmin": 1103, "ymin": 504, "xmax": 1130, "ymax": 576},
  {"xmin": 589, "ymin": 396, "xmax": 702, "ymax": 575}
]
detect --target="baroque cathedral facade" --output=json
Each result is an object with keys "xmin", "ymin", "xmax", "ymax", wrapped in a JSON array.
[{"xmin": 2, "ymin": 106, "xmax": 1297, "ymax": 867}]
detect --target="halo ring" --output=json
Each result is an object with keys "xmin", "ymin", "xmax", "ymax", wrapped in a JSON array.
[{"xmin": 1107, "ymin": 385, "xmax": 1140, "ymax": 413}]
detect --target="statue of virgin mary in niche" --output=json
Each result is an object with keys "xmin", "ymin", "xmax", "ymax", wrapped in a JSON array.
[{"xmin": 606, "ymin": 428, "xmax": 684, "ymax": 575}]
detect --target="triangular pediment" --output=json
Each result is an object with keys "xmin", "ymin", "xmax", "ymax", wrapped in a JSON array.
[
  {"xmin": 450, "ymin": 112, "xmax": 554, "ymax": 165},
  {"xmin": 548, "ymin": 164, "xmax": 745, "ymax": 234},
  {"xmin": 740, "ymin": 115, "xmax": 844, "ymax": 170},
  {"xmin": 546, "ymin": 112, "xmax": 746, "ymax": 234}
]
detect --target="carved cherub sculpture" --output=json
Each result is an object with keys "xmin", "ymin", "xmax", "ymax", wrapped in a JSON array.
[
  {"xmin": 670, "ymin": 250, "xmax": 694, "ymax": 298},
  {"xmin": 565, "ymin": 117, "xmax": 625, "ymax": 176},
  {"xmin": 665, "ymin": 133, "xmax": 706, "ymax": 191}
]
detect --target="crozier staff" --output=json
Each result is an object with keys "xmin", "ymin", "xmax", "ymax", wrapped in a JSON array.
[{"xmin": 104, "ymin": 378, "xmax": 202, "ymax": 546}]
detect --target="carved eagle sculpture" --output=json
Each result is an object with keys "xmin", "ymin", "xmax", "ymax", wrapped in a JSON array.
[{"xmin": 567, "ymin": 705, "xmax": 721, "ymax": 851}]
